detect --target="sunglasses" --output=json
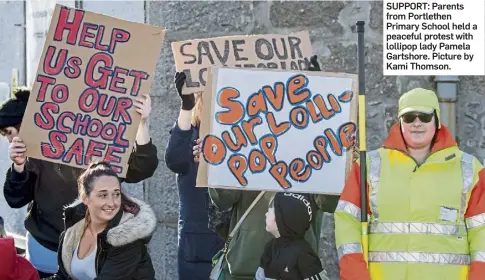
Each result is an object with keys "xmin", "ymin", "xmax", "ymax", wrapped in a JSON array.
[{"xmin": 401, "ymin": 112, "xmax": 434, "ymax": 123}]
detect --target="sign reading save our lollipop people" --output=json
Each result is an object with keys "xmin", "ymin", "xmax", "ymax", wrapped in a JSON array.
[{"xmin": 197, "ymin": 67, "xmax": 358, "ymax": 194}]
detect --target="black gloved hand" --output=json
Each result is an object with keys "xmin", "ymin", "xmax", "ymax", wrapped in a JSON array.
[
  {"xmin": 308, "ymin": 55, "xmax": 321, "ymax": 71},
  {"xmin": 174, "ymin": 72, "xmax": 195, "ymax": 111}
]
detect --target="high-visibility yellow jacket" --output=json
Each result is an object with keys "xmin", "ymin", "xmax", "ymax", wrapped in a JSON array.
[{"xmin": 334, "ymin": 124, "xmax": 485, "ymax": 280}]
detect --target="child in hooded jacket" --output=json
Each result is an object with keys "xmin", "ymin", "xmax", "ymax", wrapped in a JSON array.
[{"xmin": 255, "ymin": 192, "xmax": 329, "ymax": 280}]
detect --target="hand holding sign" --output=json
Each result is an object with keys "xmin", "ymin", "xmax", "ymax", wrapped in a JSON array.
[
  {"xmin": 9, "ymin": 137, "xmax": 26, "ymax": 166},
  {"xmin": 308, "ymin": 55, "xmax": 321, "ymax": 71},
  {"xmin": 134, "ymin": 94, "xmax": 151, "ymax": 122},
  {"xmin": 193, "ymin": 139, "xmax": 202, "ymax": 163},
  {"xmin": 174, "ymin": 72, "xmax": 195, "ymax": 110}
]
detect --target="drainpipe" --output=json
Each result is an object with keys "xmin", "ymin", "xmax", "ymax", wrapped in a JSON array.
[{"xmin": 434, "ymin": 76, "xmax": 460, "ymax": 137}]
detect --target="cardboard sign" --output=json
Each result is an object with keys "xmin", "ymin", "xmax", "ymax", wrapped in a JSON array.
[
  {"xmin": 172, "ymin": 31, "xmax": 313, "ymax": 94},
  {"xmin": 19, "ymin": 4, "xmax": 165, "ymax": 177},
  {"xmin": 197, "ymin": 67, "xmax": 357, "ymax": 195}
]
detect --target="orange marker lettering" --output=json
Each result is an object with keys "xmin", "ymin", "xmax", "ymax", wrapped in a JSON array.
[
  {"xmin": 248, "ymin": 149, "xmax": 266, "ymax": 173},
  {"xmin": 338, "ymin": 90, "xmax": 353, "ymax": 103},
  {"xmin": 306, "ymin": 100, "xmax": 322, "ymax": 123},
  {"xmin": 247, "ymin": 91, "xmax": 268, "ymax": 117},
  {"xmin": 269, "ymin": 161, "xmax": 291, "ymax": 189},
  {"xmin": 289, "ymin": 158, "xmax": 311, "ymax": 182},
  {"xmin": 339, "ymin": 122, "xmax": 357, "ymax": 149},
  {"xmin": 287, "ymin": 74, "xmax": 310, "ymax": 105},
  {"xmin": 260, "ymin": 134, "xmax": 277, "ymax": 164},
  {"xmin": 328, "ymin": 94, "xmax": 341, "ymax": 113},
  {"xmin": 221, "ymin": 125, "xmax": 248, "ymax": 152},
  {"xmin": 203, "ymin": 135, "xmax": 227, "ymax": 164},
  {"xmin": 242, "ymin": 117, "xmax": 262, "ymax": 145},
  {"xmin": 313, "ymin": 95, "xmax": 335, "ymax": 119},
  {"xmin": 266, "ymin": 112, "xmax": 290, "ymax": 137},
  {"xmin": 289, "ymin": 106, "xmax": 309, "ymax": 129},
  {"xmin": 262, "ymin": 82, "xmax": 284, "ymax": 111},
  {"xmin": 216, "ymin": 87, "xmax": 245, "ymax": 125},
  {"xmin": 227, "ymin": 154, "xmax": 248, "ymax": 185},
  {"xmin": 307, "ymin": 150, "xmax": 323, "ymax": 170},
  {"xmin": 324, "ymin": 128, "xmax": 343, "ymax": 156},
  {"xmin": 314, "ymin": 136, "xmax": 330, "ymax": 162}
]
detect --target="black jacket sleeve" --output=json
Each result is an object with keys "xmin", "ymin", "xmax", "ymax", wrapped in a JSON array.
[
  {"xmin": 296, "ymin": 252, "xmax": 326, "ymax": 280},
  {"xmin": 122, "ymin": 139, "xmax": 159, "ymax": 184},
  {"xmin": 164, "ymin": 122, "xmax": 194, "ymax": 175},
  {"xmin": 3, "ymin": 160, "xmax": 39, "ymax": 209},
  {"xmin": 94, "ymin": 240, "xmax": 146, "ymax": 279}
]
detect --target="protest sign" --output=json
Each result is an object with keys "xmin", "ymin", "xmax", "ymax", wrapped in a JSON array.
[
  {"xmin": 197, "ymin": 67, "xmax": 358, "ymax": 195},
  {"xmin": 19, "ymin": 4, "xmax": 165, "ymax": 177},
  {"xmin": 171, "ymin": 31, "xmax": 313, "ymax": 94}
]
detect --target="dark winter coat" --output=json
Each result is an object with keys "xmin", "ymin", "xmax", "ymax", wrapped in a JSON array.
[
  {"xmin": 45, "ymin": 197, "xmax": 157, "ymax": 280},
  {"xmin": 3, "ymin": 140, "xmax": 159, "ymax": 251},
  {"xmin": 164, "ymin": 123, "xmax": 224, "ymax": 279}
]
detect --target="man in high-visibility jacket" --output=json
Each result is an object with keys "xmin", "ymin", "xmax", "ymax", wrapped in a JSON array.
[{"xmin": 334, "ymin": 88, "xmax": 485, "ymax": 280}]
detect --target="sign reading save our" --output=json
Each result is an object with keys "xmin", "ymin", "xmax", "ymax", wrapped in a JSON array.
[
  {"xmin": 19, "ymin": 5, "xmax": 165, "ymax": 177},
  {"xmin": 171, "ymin": 31, "xmax": 313, "ymax": 94},
  {"xmin": 197, "ymin": 67, "xmax": 358, "ymax": 194}
]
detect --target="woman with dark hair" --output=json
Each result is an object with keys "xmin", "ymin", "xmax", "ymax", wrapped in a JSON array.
[
  {"xmin": 44, "ymin": 162, "xmax": 157, "ymax": 280},
  {"xmin": 2, "ymin": 88, "xmax": 159, "ymax": 277}
]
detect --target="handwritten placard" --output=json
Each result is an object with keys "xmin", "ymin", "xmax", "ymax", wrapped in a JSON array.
[
  {"xmin": 197, "ymin": 67, "xmax": 357, "ymax": 194},
  {"xmin": 19, "ymin": 4, "xmax": 165, "ymax": 177},
  {"xmin": 172, "ymin": 31, "xmax": 313, "ymax": 94}
]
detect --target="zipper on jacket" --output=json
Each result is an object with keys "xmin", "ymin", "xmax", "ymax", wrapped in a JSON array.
[
  {"xmin": 95, "ymin": 237, "xmax": 102, "ymax": 275},
  {"xmin": 386, "ymin": 146, "xmax": 449, "ymax": 172}
]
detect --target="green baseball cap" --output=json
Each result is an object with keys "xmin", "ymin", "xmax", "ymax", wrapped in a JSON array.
[{"xmin": 398, "ymin": 88, "xmax": 441, "ymax": 128}]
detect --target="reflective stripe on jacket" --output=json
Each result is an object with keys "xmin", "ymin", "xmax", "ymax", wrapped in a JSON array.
[{"xmin": 334, "ymin": 124, "xmax": 485, "ymax": 280}]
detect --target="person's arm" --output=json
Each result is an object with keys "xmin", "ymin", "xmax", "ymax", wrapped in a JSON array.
[
  {"xmin": 208, "ymin": 188, "xmax": 242, "ymax": 211},
  {"xmin": 122, "ymin": 138, "xmax": 159, "ymax": 184},
  {"xmin": 3, "ymin": 160, "xmax": 38, "ymax": 208},
  {"xmin": 135, "ymin": 117, "xmax": 150, "ymax": 146},
  {"xmin": 94, "ymin": 240, "xmax": 145, "ymax": 279},
  {"xmin": 296, "ymin": 252, "xmax": 328, "ymax": 280},
  {"xmin": 121, "ymin": 94, "xmax": 159, "ymax": 183},
  {"xmin": 164, "ymin": 72, "xmax": 196, "ymax": 175},
  {"xmin": 164, "ymin": 111, "xmax": 194, "ymax": 175},
  {"xmin": 465, "ymin": 165, "xmax": 485, "ymax": 280},
  {"xmin": 334, "ymin": 161, "xmax": 371, "ymax": 280}
]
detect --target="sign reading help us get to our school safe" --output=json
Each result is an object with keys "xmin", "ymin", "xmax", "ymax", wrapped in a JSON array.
[
  {"xmin": 19, "ymin": 4, "xmax": 165, "ymax": 177},
  {"xmin": 197, "ymin": 67, "xmax": 358, "ymax": 195}
]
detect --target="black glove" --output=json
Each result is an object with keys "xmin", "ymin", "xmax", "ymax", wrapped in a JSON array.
[
  {"xmin": 174, "ymin": 72, "xmax": 195, "ymax": 111},
  {"xmin": 308, "ymin": 55, "xmax": 321, "ymax": 71}
]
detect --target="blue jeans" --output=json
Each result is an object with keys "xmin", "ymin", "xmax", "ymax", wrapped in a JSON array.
[{"xmin": 25, "ymin": 232, "xmax": 58, "ymax": 274}]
